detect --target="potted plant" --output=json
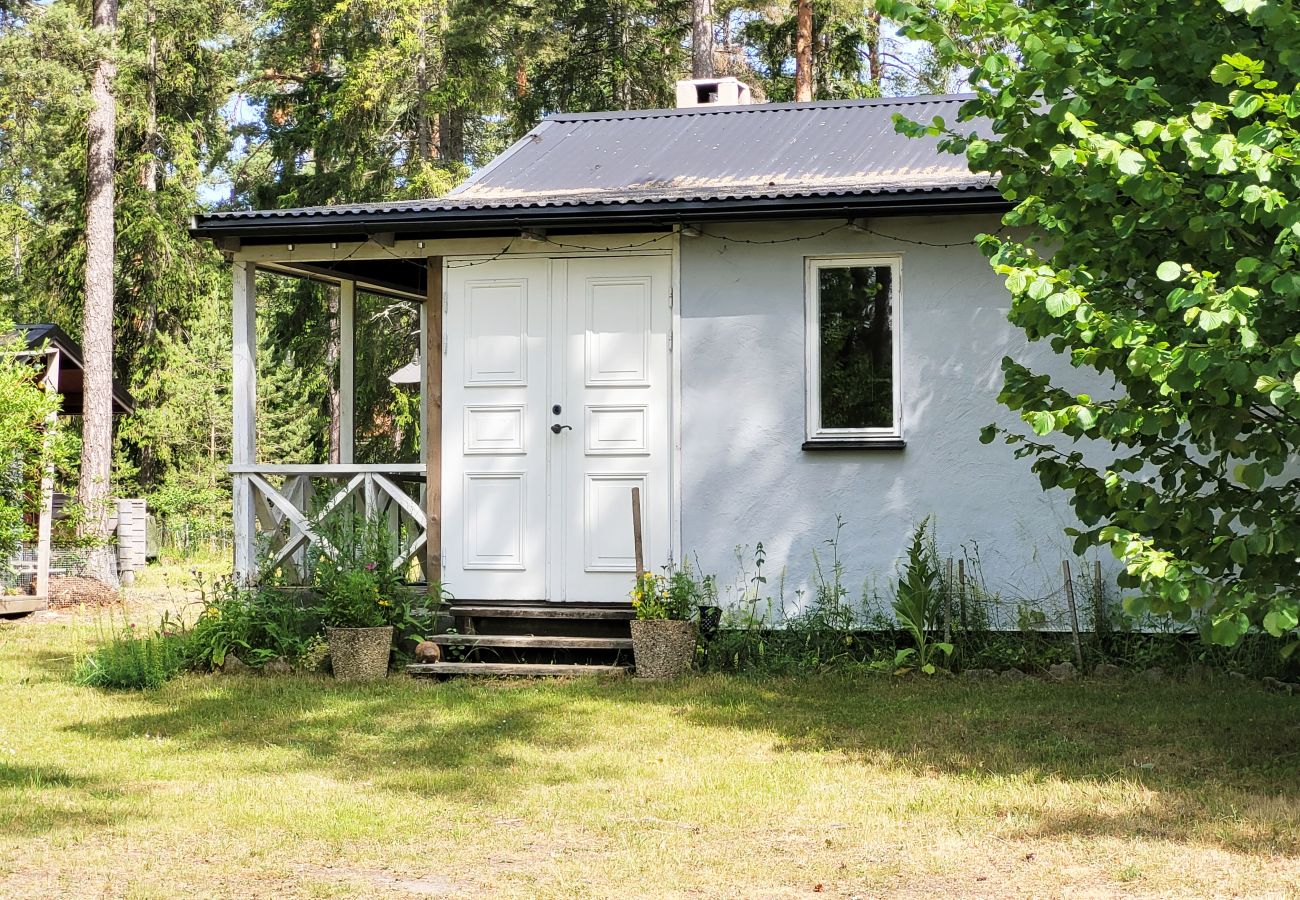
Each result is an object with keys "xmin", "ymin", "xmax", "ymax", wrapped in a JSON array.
[
  {"xmin": 313, "ymin": 519, "xmax": 421, "ymax": 681},
  {"xmin": 629, "ymin": 564, "xmax": 705, "ymax": 678}
]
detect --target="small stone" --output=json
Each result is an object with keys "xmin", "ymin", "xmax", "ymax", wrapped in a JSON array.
[
  {"xmin": 961, "ymin": 668, "xmax": 997, "ymax": 681},
  {"xmin": 1047, "ymin": 662, "xmax": 1077, "ymax": 682},
  {"xmin": 1228, "ymin": 671, "xmax": 1248, "ymax": 682},
  {"xmin": 1092, "ymin": 662, "xmax": 1123, "ymax": 680},
  {"xmin": 263, "ymin": 657, "xmax": 294, "ymax": 676},
  {"xmin": 414, "ymin": 641, "xmax": 442, "ymax": 664},
  {"xmin": 1001, "ymin": 668, "xmax": 1028, "ymax": 682},
  {"xmin": 1142, "ymin": 666, "xmax": 1165, "ymax": 684},
  {"xmin": 220, "ymin": 654, "xmax": 249, "ymax": 675}
]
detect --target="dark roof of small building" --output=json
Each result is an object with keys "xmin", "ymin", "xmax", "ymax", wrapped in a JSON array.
[
  {"xmin": 191, "ymin": 94, "xmax": 1002, "ymax": 242},
  {"xmin": 13, "ymin": 324, "xmax": 135, "ymax": 415}
]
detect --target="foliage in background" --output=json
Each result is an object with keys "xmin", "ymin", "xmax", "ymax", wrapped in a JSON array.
[
  {"xmin": 0, "ymin": 325, "xmax": 63, "ymax": 565},
  {"xmin": 885, "ymin": 0, "xmax": 1300, "ymax": 650}
]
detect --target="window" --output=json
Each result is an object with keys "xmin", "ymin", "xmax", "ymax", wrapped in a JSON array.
[{"xmin": 805, "ymin": 257, "xmax": 903, "ymax": 446}]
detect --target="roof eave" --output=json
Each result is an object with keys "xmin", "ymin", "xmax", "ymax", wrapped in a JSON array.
[{"xmin": 190, "ymin": 188, "xmax": 1009, "ymax": 243}]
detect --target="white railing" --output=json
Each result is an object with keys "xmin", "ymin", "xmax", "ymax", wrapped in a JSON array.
[{"xmin": 230, "ymin": 463, "xmax": 427, "ymax": 584}]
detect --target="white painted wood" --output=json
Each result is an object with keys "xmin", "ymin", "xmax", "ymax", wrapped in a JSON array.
[
  {"xmin": 34, "ymin": 348, "xmax": 60, "ymax": 597},
  {"xmin": 443, "ymin": 258, "xmax": 551, "ymax": 600},
  {"xmin": 229, "ymin": 463, "xmax": 426, "ymax": 475},
  {"xmin": 561, "ymin": 255, "xmax": 672, "ymax": 602},
  {"xmin": 443, "ymin": 253, "xmax": 671, "ymax": 604},
  {"xmin": 232, "ymin": 260, "xmax": 258, "ymax": 580},
  {"xmin": 338, "ymin": 280, "xmax": 355, "ymax": 464},
  {"xmin": 233, "ymin": 233, "xmax": 674, "ymax": 264}
]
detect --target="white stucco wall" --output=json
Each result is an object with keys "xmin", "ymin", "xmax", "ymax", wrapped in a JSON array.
[{"xmin": 678, "ymin": 216, "xmax": 1110, "ymax": 617}]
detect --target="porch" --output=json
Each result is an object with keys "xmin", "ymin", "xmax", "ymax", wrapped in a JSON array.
[
  {"xmin": 225, "ymin": 247, "xmax": 441, "ymax": 587},
  {"xmin": 221, "ymin": 233, "xmax": 678, "ymax": 601}
]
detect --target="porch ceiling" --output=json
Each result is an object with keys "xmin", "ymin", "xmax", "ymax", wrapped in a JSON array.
[{"xmin": 257, "ymin": 257, "xmax": 428, "ymax": 301}]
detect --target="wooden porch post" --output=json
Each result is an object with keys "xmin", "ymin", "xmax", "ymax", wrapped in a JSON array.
[
  {"xmin": 232, "ymin": 259, "xmax": 258, "ymax": 581},
  {"xmin": 34, "ymin": 347, "xmax": 61, "ymax": 598},
  {"xmin": 424, "ymin": 257, "xmax": 443, "ymax": 585},
  {"xmin": 338, "ymin": 279, "xmax": 355, "ymax": 464}
]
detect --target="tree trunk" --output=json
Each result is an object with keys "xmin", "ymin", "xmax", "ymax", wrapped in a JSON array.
[
  {"xmin": 794, "ymin": 0, "xmax": 813, "ymax": 102},
  {"xmin": 866, "ymin": 6, "xmax": 883, "ymax": 88},
  {"xmin": 691, "ymin": 0, "xmax": 714, "ymax": 79},
  {"xmin": 414, "ymin": 12, "xmax": 433, "ymax": 162},
  {"xmin": 80, "ymin": 0, "xmax": 118, "ymax": 584},
  {"xmin": 141, "ymin": 1, "xmax": 157, "ymax": 191},
  {"xmin": 437, "ymin": 109, "xmax": 463, "ymax": 165}
]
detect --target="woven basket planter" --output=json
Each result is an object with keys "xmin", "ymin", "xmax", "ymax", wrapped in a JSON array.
[
  {"xmin": 325, "ymin": 626, "xmax": 393, "ymax": 682},
  {"xmin": 630, "ymin": 619, "xmax": 697, "ymax": 679}
]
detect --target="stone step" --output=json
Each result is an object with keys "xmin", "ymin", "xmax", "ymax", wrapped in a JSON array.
[
  {"xmin": 407, "ymin": 662, "xmax": 629, "ymax": 677},
  {"xmin": 430, "ymin": 634, "xmax": 632, "ymax": 650}
]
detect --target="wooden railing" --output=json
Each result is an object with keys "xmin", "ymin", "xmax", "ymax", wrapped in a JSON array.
[{"xmin": 230, "ymin": 463, "xmax": 427, "ymax": 584}]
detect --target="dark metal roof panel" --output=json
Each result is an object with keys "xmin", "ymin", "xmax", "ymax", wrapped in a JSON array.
[
  {"xmin": 11, "ymin": 323, "xmax": 135, "ymax": 414},
  {"xmin": 194, "ymin": 95, "xmax": 988, "ymax": 228}
]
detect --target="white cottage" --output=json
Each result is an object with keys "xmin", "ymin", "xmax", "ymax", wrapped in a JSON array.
[{"xmin": 193, "ymin": 79, "xmax": 1088, "ymax": 628}]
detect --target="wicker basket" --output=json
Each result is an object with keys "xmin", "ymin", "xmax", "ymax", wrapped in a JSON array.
[
  {"xmin": 325, "ymin": 626, "xmax": 394, "ymax": 681},
  {"xmin": 630, "ymin": 619, "xmax": 697, "ymax": 679}
]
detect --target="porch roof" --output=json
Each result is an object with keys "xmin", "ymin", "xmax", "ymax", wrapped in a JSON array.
[
  {"xmin": 12, "ymin": 323, "xmax": 135, "ymax": 415},
  {"xmin": 190, "ymin": 94, "xmax": 1005, "ymax": 245}
]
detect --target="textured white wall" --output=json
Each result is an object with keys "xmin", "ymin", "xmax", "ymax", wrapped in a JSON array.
[{"xmin": 678, "ymin": 216, "xmax": 1111, "ymax": 616}]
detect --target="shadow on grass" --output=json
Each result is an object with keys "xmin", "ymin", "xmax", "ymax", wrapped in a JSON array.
[
  {"xmin": 66, "ymin": 674, "xmax": 619, "ymax": 802},
  {"xmin": 51, "ymin": 669, "xmax": 1300, "ymax": 856},
  {"xmin": 0, "ymin": 763, "xmax": 125, "ymax": 838},
  {"xmin": 586, "ymin": 673, "xmax": 1300, "ymax": 854}
]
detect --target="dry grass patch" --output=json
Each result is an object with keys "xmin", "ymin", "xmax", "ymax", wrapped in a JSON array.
[{"xmin": 1, "ymin": 613, "xmax": 1298, "ymax": 898}]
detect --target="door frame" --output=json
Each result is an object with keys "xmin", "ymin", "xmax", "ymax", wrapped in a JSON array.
[{"xmin": 440, "ymin": 241, "xmax": 683, "ymax": 601}]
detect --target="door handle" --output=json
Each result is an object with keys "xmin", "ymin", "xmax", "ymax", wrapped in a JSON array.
[{"xmin": 551, "ymin": 423, "xmax": 572, "ymax": 434}]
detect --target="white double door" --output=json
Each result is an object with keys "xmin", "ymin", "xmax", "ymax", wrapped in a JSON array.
[{"xmin": 443, "ymin": 254, "xmax": 672, "ymax": 602}]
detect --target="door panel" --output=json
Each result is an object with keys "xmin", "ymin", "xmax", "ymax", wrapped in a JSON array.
[
  {"xmin": 443, "ymin": 259, "xmax": 550, "ymax": 600},
  {"xmin": 443, "ymin": 254, "xmax": 672, "ymax": 603},
  {"xmin": 559, "ymin": 256, "xmax": 672, "ymax": 603}
]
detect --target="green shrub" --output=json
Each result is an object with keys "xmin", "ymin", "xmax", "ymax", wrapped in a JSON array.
[
  {"xmin": 185, "ymin": 579, "xmax": 319, "ymax": 669},
  {"xmin": 75, "ymin": 626, "xmax": 189, "ymax": 690}
]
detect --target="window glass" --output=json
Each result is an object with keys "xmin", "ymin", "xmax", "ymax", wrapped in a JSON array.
[{"xmin": 817, "ymin": 264, "xmax": 894, "ymax": 430}]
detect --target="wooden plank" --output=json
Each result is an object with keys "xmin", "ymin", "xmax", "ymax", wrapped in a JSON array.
[
  {"xmin": 632, "ymin": 486, "xmax": 644, "ymax": 577},
  {"xmin": 232, "ymin": 260, "xmax": 258, "ymax": 581},
  {"xmin": 338, "ymin": 280, "xmax": 355, "ymax": 464},
  {"xmin": 229, "ymin": 463, "xmax": 426, "ymax": 475},
  {"xmin": 425, "ymin": 256, "xmax": 443, "ymax": 585},
  {"xmin": 431, "ymin": 634, "xmax": 632, "ymax": 649},
  {"xmin": 232, "ymin": 233, "xmax": 674, "ymax": 264},
  {"xmin": 34, "ymin": 348, "xmax": 60, "ymax": 597},
  {"xmin": 406, "ymin": 662, "xmax": 628, "ymax": 677},
  {"xmin": 449, "ymin": 605, "xmax": 635, "ymax": 620},
  {"xmin": 0, "ymin": 596, "xmax": 49, "ymax": 615}
]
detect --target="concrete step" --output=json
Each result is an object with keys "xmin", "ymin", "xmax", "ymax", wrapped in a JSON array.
[
  {"xmin": 407, "ymin": 661, "xmax": 629, "ymax": 677},
  {"xmin": 431, "ymin": 634, "xmax": 632, "ymax": 650}
]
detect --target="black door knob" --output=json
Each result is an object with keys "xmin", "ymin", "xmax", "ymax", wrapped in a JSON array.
[{"xmin": 551, "ymin": 423, "xmax": 572, "ymax": 434}]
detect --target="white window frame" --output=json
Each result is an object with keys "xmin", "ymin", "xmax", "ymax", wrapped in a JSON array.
[{"xmin": 805, "ymin": 255, "xmax": 904, "ymax": 444}]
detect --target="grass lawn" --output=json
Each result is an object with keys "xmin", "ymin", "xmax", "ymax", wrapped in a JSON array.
[{"xmin": 3, "ymin": 613, "xmax": 1299, "ymax": 898}]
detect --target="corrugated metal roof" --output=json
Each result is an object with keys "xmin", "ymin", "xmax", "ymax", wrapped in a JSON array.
[{"xmin": 198, "ymin": 95, "xmax": 989, "ymax": 226}]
